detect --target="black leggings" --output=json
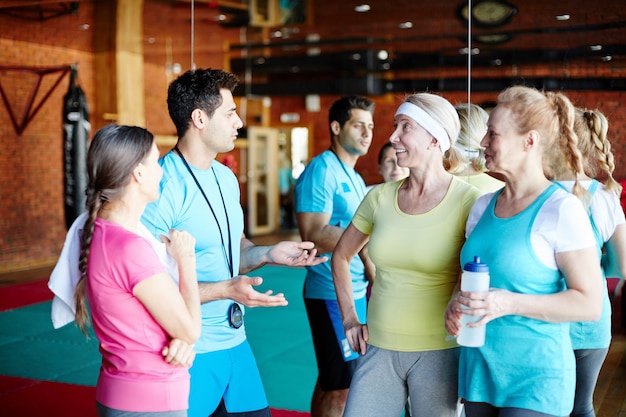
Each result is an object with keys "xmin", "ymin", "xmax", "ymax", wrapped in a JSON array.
[{"xmin": 464, "ymin": 401, "xmax": 563, "ymax": 417}]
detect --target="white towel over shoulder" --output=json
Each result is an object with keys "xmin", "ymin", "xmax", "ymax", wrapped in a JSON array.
[{"xmin": 48, "ymin": 213, "xmax": 179, "ymax": 329}]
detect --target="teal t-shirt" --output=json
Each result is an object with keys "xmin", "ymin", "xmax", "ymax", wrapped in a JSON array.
[
  {"xmin": 560, "ymin": 180, "xmax": 612, "ymax": 350},
  {"xmin": 295, "ymin": 150, "xmax": 367, "ymax": 300},
  {"xmin": 142, "ymin": 151, "xmax": 246, "ymax": 354}
]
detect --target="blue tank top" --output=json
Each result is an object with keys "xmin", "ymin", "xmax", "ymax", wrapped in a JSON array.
[
  {"xmin": 569, "ymin": 179, "xmax": 612, "ymax": 350},
  {"xmin": 459, "ymin": 184, "xmax": 576, "ymax": 415}
]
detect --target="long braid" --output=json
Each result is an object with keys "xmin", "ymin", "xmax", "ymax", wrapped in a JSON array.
[
  {"xmin": 581, "ymin": 109, "xmax": 621, "ymax": 197},
  {"xmin": 74, "ymin": 191, "xmax": 103, "ymax": 335},
  {"xmin": 547, "ymin": 92, "xmax": 588, "ymax": 206},
  {"xmin": 72, "ymin": 124, "xmax": 154, "ymax": 336}
]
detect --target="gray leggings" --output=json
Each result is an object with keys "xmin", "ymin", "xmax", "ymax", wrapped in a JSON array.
[
  {"xmin": 343, "ymin": 346, "xmax": 459, "ymax": 417},
  {"xmin": 572, "ymin": 348, "xmax": 609, "ymax": 417}
]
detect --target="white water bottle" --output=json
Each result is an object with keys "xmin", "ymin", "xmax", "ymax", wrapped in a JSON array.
[{"xmin": 457, "ymin": 256, "xmax": 490, "ymax": 347}]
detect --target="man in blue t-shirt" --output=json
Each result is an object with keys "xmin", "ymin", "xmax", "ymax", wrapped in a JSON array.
[
  {"xmin": 294, "ymin": 96, "xmax": 376, "ymax": 417},
  {"xmin": 142, "ymin": 68, "xmax": 326, "ymax": 417}
]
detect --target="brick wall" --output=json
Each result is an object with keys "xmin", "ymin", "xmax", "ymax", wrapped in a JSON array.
[
  {"xmin": 0, "ymin": 3, "xmax": 95, "ymax": 270},
  {"xmin": 0, "ymin": 0, "xmax": 624, "ymax": 268},
  {"xmin": 0, "ymin": 0, "xmax": 243, "ymax": 269}
]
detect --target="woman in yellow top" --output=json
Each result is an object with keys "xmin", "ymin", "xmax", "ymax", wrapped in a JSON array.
[
  {"xmin": 451, "ymin": 103, "xmax": 504, "ymax": 194},
  {"xmin": 332, "ymin": 93, "xmax": 481, "ymax": 417}
]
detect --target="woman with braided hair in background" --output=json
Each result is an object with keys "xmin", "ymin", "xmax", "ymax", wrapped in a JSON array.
[
  {"xmin": 451, "ymin": 103, "xmax": 504, "ymax": 195},
  {"xmin": 547, "ymin": 107, "xmax": 626, "ymax": 417}
]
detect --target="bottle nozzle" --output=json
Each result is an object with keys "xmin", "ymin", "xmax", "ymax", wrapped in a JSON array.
[{"xmin": 464, "ymin": 256, "xmax": 488, "ymax": 272}]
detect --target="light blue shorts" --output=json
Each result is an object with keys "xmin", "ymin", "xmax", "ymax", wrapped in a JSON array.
[{"xmin": 187, "ymin": 340, "xmax": 269, "ymax": 417}]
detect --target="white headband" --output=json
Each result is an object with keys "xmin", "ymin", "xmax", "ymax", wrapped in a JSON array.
[
  {"xmin": 454, "ymin": 141, "xmax": 480, "ymax": 157},
  {"xmin": 395, "ymin": 102, "xmax": 450, "ymax": 152}
]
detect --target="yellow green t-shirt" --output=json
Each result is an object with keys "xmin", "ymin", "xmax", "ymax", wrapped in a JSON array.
[
  {"xmin": 352, "ymin": 176, "xmax": 480, "ymax": 351},
  {"xmin": 457, "ymin": 172, "xmax": 504, "ymax": 195}
]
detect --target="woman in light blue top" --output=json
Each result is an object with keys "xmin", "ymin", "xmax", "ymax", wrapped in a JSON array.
[
  {"xmin": 548, "ymin": 107, "xmax": 626, "ymax": 417},
  {"xmin": 445, "ymin": 86, "xmax": 605, "ymax": 417}
]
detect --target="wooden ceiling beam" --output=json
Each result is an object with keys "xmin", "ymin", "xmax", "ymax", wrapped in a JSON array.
[
  {"xmin": 175, "ymin": 0, "xmax": 248, "ymax": 11},
  {"xmin": 0, "ymin": 0, "xmax": 85, "ymax": 8}
]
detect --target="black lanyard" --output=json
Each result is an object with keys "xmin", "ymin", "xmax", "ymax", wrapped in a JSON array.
[
  {"xmin": 329, "ymin": 149, "xmax": 365, "ymax": 200},
  {"xmin": 174, "ymin": 146, "xmax": 234, "ymax": 278}
]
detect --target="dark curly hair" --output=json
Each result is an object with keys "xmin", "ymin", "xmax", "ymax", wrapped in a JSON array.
[{"xmin": 167, "ymin": 68, "xmax": 239, "ymax": 138}]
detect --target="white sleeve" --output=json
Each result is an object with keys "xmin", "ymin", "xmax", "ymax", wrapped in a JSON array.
[
  {"xmin": 531, "ymin": 191, "xmax": 596, "ymax": 269},
  {"xmin": 590, "ymin": 187, "xmax": 626, "ymax": 242},
  {"xmin": 465, "ymin": 192, "xmax": 495, "ymax": 237},
  {"xmin": 553, "ymin": 195, "xmax": 596, "ymax": 253}
]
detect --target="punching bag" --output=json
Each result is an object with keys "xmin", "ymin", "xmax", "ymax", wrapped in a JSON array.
[{"xmin": 63, "ymin": 65, "xmax": 90, "ymax": 229}]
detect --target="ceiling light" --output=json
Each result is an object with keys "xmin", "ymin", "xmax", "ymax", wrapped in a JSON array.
[
  {"xmin": 306, "ymin": 33, "xmax": 320, "ymax": 42},
  {"xmin": 459, "ymin": 47, "xmax": 480, "ymax": 55},
  {"xmin": 306, "ymin": 47, "xmax": 321, "ymax": 56},
  {"xmin": 146, "ymin": 37, "xmax": 156, "ymax": 44},
  {"xmin": 590, "ymin": 45, "xmax": 603, "ymax": 51},
  {"xmin": 351, "ymin": 53, "xmax": 362, "ymax": 60},
  {"xmin": 490, "ymin": 59, "xmax": 503, "ymax": 66},
  {"xmin": 78, "ymin": 24, "xmax": 90, "ymax": 30},
  {"xmin": 280, "ymin": 113, "xmax": 300, "ymax": 123},
  {"xmin": 283, "ymin": 27, "xmax": 300, "ymax": 35},
  {"xmin": 354, "ymin": 4, "xmax": 370, "ymax": 12},
  {"xmin": 377, "ymin": 50, "xmax": 389, "ymax": 60},
  {"xmin": 272, "ymin": 31, "xmax": 283, "ymax": 38},
  {"xmin": 601, "ymin": 56, "xmax": 613, "ymax": 62},
  {"xmin": 555, "ymin": 14, "xmax": 570, "ymax": 21},
  {"xmin": 399, "ymin": 22, "xmax": 413, "ymax": 29}
]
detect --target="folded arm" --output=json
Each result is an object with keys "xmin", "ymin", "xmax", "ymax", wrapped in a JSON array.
[{"xmin": 457, "ymin": 246, "xmax": 603, "ymax": 327}]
